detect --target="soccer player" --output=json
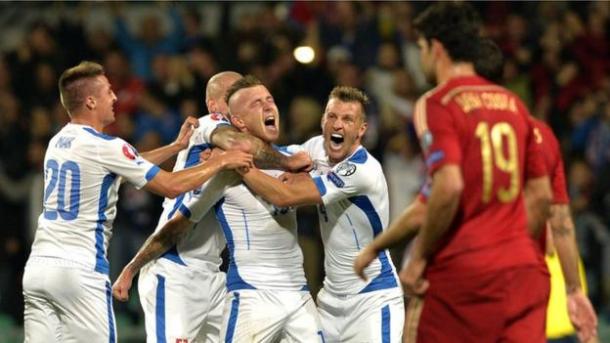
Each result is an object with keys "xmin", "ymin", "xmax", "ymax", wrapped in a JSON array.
[
  {"xmin": 112, "ymin": 72, "xmax": 312, "ymax": 342},
  {"xmin": 22, "ymin": 62, "xmax": 253, "ymax": 343},
  {"xmin": 531, "ymin": 118, "xmax": 597, "ymax": 343},
  {"xmin": 397, "ymin": 3, "xmax": 552, "ymax": 342},
  {"xmin": 237, "ymin": 86, "xmax": 404, "ymax": 342}
]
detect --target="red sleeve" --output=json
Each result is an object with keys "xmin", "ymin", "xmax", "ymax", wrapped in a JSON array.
[
  {"xmin": 524, "ymin": 116, "xmax": 547, "ymax": 179},
  {"xmin": 552, "ymin": 153, "xmax": 570, "ymax": 204},
  {"xmin": 418, "ymin": 99, "xmax": 462, "ymax": 175}
]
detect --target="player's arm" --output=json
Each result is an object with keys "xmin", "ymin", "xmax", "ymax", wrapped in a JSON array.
[
  {"xmin": 550, "ymin": 203, "xmax": 598, "ymax": 341},
  {"xmin": 401, "ymin": 165, "xmax": 463, "ymax": 295},
  {"xmin": 140, "ymin": 116, "xmax": 199, "ymax": 165},
  {"xmin": 238, "ymin": 167, "xmax": 322, "ymax": 207},
  {"xmin": 145, "ymin": 149, "xmax": 252, "ymax": 199},
  {"xmin": 211, "ymin": 125, "xmax": 312, "ymax": 172},
  {"xmin": 112, "ymin": 213, "xmax": 191, "ymax": 302},
  {"xmin": 354, "ymin": 197, "xmax": 426, "ymax": 280},
  {"xmin": 550, "ymin": 204, "xmax": 581, "ymax": 291},
  {"xmin": 524, "ymin": 176, "xmax": 553, "ymax": 238}
]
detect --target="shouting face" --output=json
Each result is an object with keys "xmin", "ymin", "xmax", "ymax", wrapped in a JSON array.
[{"xmin": 322, "ymin": 98, "xmax": 367, "ymax": 164}]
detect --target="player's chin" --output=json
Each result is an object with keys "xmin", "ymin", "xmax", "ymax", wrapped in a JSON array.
[{"xmin": 264, "ymin": 128, "xmax": 279, "ymax": 142}]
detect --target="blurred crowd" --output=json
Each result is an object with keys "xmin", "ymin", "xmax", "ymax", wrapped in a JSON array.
[{"xmin": 0, "ymin": 1, "xmax": 609, "ymax": 328}]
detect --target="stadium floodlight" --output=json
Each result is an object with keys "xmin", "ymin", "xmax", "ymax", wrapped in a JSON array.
[{"xmin": 293, "ymin": 46, "xmax": 315, "ymax": 64}]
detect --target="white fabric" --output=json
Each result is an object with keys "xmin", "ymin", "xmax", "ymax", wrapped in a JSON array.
[
  {"xmin": 138, "ymin": 259, "xmax": 226, "ymax": 343},
  {"xmin": 317, "ymin": 287, "xmax": 404, "ymax": 343},
  {"xmin": 301, "ymin": 136, "xmax": 401, "ymax": 296},
  {"xmin": 29, "ymin": 123, "xmax": 158, "ymax": 274},
  {"xmin": 219, "ymin": 290, "xmax": 323, "ymax": 343},
  {"xmin": 23, "ymin": 257, "xmax": 116, "ymax": 343}
]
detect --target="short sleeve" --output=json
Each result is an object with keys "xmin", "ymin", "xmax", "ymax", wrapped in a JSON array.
[
  {"xmin": 525, "ymin": 118, "xmax": 548, "ymax": 179},
  {"xmin": 180, "ymin": 172, "xmax": 240, "ymax": 222},
  {"xmin": 551, "ymin": 154, "xmax": 569, "ymax": 204},
  {"xmin": 312, "ymin": 159, "xmax": 369, "ymax": 205},
  {"xmin": 198, "ymin": 113, "xmax": 231, "ymax": 143},
  {"xmin": 97, "ymin": 138, "xmax": 159, "ymax": 189},
  {"xmin": 416, "ymin": 98, "xmax": 462, "ymax": 175}
]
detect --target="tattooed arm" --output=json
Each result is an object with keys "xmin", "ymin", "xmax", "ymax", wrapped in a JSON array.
[
  {"xmin": 549, "ymin": 204, "xmax": 598, "ymax": 342},
  {"xmin": 210, "ymin": 125, "xmax": 312, "ymax": 171},
  {"xmin": 112, "ymin": 213, "xmax": 191, "ymax": 302}
]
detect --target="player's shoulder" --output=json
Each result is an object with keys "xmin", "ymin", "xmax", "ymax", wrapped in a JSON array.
[
  {"xmin": 338, "ymin": 147, "xmax": 382, "ymax": 176},
  {"xmin": 198, "ymin": 112, "xmax": 230, "ymax": 126},
  {"xmin": 300, "ymin": 135, "xmax": 324, "ymax": 155}
]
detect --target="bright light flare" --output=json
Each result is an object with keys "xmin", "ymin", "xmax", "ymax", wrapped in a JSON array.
[{"xmin": 294, "ymin": 46, "xmax": 315, "ymax": 64}]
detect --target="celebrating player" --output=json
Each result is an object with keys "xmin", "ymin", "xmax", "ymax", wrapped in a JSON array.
[
  {"xmin": 112, "ymin": 72, "xmax": 312, "ymax": 342},
  {"xmin": 237, "ymin": 86, "xmax": 404, "ymax": 342},
  {"xmin": 22, "ymin": 62, "xmax": 253, "ymax": 342}
]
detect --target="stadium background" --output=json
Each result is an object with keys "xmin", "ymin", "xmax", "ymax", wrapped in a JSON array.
[{"xmin": 0, "ymin": 1, "xmax": 609, "ymax": 341}]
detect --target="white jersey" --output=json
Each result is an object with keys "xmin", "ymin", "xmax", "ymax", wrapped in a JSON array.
[
  {"xmin": 302, "ymin": 136, "xmax": 400, "ymax": 295},
  {"xmin": 155, "ymin": 113, "xmax": 232, "ymax": 269},
  {"xmin": 181, "ymin": 154, "xmax": 308, "ymax": 292},
  {"xmin": 29, "ymin": 123, "xmax": 159, "ymax": 275}
]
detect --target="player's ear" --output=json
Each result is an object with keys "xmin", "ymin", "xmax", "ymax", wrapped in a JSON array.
[
  {"xmin": 357, "ymin": 122, "xmax": 368, "ymax": 140},
  {"xmin": 229, "ymin": 113, "xmax": 245, "ymax": 131},
  {"xmin": 85, "ymin": 96, "xmax": 95, "ymax": 110}
]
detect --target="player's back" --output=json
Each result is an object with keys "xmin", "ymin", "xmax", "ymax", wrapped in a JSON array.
[
  {"xmin": 416, "ymin": 75, "xmax": 544, "ymax": 275},
  {"xmin": 30, "ymin": 123, "xmax": 156, "ymax": 274}
]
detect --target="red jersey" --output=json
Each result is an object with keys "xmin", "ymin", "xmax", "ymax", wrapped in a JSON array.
[
  {"xmin": 532, "ymin": 118, "xmax": 569, "ymax": 205},
  {"xmin": 414, "ymin": 75, "xmax": 548, "ymax": 278}
]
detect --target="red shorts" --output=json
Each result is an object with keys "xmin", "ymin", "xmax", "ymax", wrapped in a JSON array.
[{"xmin": 405, "ymin": 265, "xmax": 549, "ymax": 343}]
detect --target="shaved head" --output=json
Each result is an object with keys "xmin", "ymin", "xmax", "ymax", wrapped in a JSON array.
[{"xmin": 205, "ymin": 71, "xmax": 242, "ymax": 114}]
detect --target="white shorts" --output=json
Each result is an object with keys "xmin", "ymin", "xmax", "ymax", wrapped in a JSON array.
[
  {"xmin": 139, "ymin": 259, "xmax": 226, "ymax": 343},
  {"xmin": 23, "ymin": 257, "xmax": 116, "ymax": 343},
  {"xmin": 220, "ymin": 289, "xmax": 323, "ymax": 343},
  {"xmin": 317, "ymin": 288, "xmax": 404, "ymax": 343}
]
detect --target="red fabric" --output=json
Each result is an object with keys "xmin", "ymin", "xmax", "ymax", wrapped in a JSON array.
[
  {"xmin": 414, "ymin": 75, "xmax": 547, "ymax": 276},
  {"xmin": 532, "ymin": 118, "xmax": 569, "ymax": 205},
  {"xmin": 415, "ymin": 266, "xmax": 549, "ymax": 343},
  {"xmin": 531, "ymin": 118, "xmax": 570, "ymax": 254}
]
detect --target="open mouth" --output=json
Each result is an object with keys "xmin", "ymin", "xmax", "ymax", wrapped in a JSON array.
[
  {"xmin": 330, "ymin": 133, "xmax": 344, "ymax": 149},
  {"xmin": 264, "ymin": 116, "xmax": 276, "ymax": 128}
]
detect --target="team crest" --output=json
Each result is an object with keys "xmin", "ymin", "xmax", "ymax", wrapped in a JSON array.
[
  {"xmin": 122, "ymin": 143, "xmax": 139, "ymax": 160},
  {"xmin": 336, "ymin": 162, "xmax": 356, "ymax": 176}
]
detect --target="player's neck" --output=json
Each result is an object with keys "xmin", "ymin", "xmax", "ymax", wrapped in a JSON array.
[
  {"xmin": 70, "ymin": 114, "xmax": 104, "ymax": 132},
  {"xmin": 436, "ymin": 62, "xmax": 476, "ymax": 85}
]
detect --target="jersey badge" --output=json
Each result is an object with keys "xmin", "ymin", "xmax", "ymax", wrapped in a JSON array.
[
  {"xmin": 122, "ymin": 143, "xmax": 139, "ymax": 160},
  {"xmin": 420, "ymin": 130, "xmax": 433, "ymax": 152},
  {"xmin": 336, "ymin": 162, "xmax": 356, "ymax": 176}
]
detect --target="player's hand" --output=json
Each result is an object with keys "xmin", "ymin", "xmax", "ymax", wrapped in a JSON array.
[
  {"xmin": 400, "ymin": 257, "xmax": 429, "ymax": 297},
  {"xmin": 199, "ymin": 148, "xmax": 212, "ymax": 163},
  {"xmin": 214, "ymin": 150, "xmax": 253, "ymax": 170},
  {"xmin": 173, "ymin": 116, "xmax": 199, "ymax": 150},
  {"xmin": 112, "ymin": 268, "xmax": 134, "ymax": 302},
  {"xmin": 354, "ymin": 246, "xmax": 377, "ymax": 281},
  {"xmin": 567, "ymin": 289, "xmax": 598, "ymax": 342},
  {"xmin": 285, "ymin": 151, "xmax": 313, "ymax": 172}
]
